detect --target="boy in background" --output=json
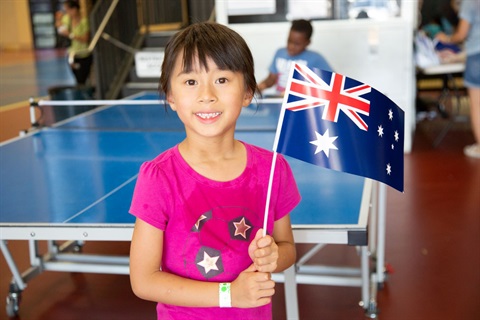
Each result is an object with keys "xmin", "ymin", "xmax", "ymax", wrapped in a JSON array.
[{"xmin": 258, "ymin": 19, "xmax": 333, "ymax": 96}]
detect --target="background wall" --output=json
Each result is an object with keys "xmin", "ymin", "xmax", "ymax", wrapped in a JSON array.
[
  {"xmin": 0, "ymin": 0, "xmax": 33, "ymax": 50},
  {"xmin": 216, "ymin": 0, "xmax": 416, "ymax": 153},
  {"xmin": 228, "ymin": 18, "xmax": 415, "ymax": 152}
]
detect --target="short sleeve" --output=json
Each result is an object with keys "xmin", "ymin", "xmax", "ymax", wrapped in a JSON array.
[
  {"xmin": 129, "ymin": 161, "xmax": 169, "ymax": 230},
  {"xmin": 272, "ymin": 154, "xmax": 301, "ymax": 221},
  {"xmin": 269, "ymin": 49, "xmax": 282, "ymax": 74}
]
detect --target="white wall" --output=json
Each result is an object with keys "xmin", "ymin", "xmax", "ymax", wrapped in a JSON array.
[
  {"xmin": 310, "ymin": 19, "xmax": 415, "ymax": 155},
  {"xmin": 216, "ymin": 2, "xmax": 416, "ymax": 153}
]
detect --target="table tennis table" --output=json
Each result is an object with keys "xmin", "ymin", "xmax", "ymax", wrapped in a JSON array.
[{"xmin": 0, "ymin": 91, "xmax": 386, "ymax": 318}]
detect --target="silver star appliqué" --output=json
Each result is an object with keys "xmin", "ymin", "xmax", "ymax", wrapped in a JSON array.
[
  {"xmin": 310, "ymin": 129, "xmax": 338, "ymax": 157},
  {"xmin": 197, "ymin": 252, "xmax": 219, "ymax": 274},
  {"xmin": 233, "ymin": 217, "xmax": 251, "ymax": 239}
]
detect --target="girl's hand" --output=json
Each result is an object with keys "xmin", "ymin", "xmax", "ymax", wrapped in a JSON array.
[
  {"xmin": 231, "ymin": 264, "xmax": 275, "ymax": 308},
  {"xmin": 248, "ymin": 229, "xmax": 279, "ymax": 273}
]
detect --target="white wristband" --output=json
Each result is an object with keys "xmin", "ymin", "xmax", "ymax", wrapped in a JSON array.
[{"xmin": 219, "ymin": 282, "xmax": 231, "ymax": 308}]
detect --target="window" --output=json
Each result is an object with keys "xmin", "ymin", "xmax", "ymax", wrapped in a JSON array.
[{"xmin": 226, "ymin": 0, "xmax": 401, "ymax": 24}]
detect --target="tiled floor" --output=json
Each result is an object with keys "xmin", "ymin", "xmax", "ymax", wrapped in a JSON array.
[{"xmin": 0, "ymin": 49, "xmax": 479, "ymax": 319}]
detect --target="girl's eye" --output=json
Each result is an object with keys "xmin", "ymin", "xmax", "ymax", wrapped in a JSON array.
[
  {"xmin": 185, "ymin": 79, "xmax": 197, "ymax": 86},
  {"xmin": 216, "ymin": 77, "xmax": 228, "ymax": 84}
]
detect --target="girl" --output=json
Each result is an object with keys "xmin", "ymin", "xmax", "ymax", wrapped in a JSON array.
[{"xmin": 129, "ymin": 22, "xmax": 301, "ymax": 319}]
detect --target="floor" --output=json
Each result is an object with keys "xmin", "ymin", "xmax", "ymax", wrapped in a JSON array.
[{"xmin": 0, "ymin": 49, "xmax": 479, "ymax": 320}]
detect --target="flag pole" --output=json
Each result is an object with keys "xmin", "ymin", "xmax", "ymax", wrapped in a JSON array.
[
  {"xmin": 262, "ymin": 63, "xmax": 298, "ymax": 237},
  {"xmin": 262, "ymin": 151, "xmax": 278, "ymax": 236}
]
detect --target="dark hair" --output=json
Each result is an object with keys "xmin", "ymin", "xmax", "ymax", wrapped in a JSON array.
[
  {"xmin": 159, "ymin": 22, "xmax": 258, "ymax": 98},
  {"xmin": 291, "ymin": 19, "xmax": 313, "ymax": 40},
  {"xmin": 64, "ymin": 0, "xmax": 80, "ymax": 10}
]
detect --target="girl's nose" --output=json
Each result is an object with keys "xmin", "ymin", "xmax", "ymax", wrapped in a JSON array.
[{"xmin": 198, "ymin": 83, "xmax": 217, "ymax": 103}]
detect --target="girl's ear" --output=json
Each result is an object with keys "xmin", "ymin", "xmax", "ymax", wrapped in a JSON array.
[
  {"xmin": 167, "ymin": 94, "xmax": 176, "ymax": 111},
  {"xmin": 242, "ymin": 90, "xmax": 254, "ymax": 107}
]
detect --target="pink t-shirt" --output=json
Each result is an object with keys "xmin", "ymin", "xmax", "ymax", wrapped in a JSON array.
[{"xmin": 130, "ymin": 142, "xmax": 300, "ymax": 320}]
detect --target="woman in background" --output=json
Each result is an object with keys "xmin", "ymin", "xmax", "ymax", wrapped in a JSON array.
[
  {"xmin": 57, "ymin": 0, "xmax": 92, "ymax": 85},
  {"xmin": 436, "ymin": 0, "xmax": 480, "ymax": 158}
]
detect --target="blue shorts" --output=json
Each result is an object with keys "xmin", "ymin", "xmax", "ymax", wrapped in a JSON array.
[{"xmin": 464, "ymin": 52, "xmax": 480, "ymax": 88}]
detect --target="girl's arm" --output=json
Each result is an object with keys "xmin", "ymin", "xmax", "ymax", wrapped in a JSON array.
[
  {"xmin": 272, "ymin": 214, "xmax": 296, "ymax": 272},
  {"xmin": 129, "ymin": 218, "xmax": 275, "ymax": 308},
  {"xmin": 130, "ymin": 218, "xmax": 216, "ymax": 307}
]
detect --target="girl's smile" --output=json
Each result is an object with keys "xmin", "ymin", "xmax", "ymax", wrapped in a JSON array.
[{"xmin": 195, "ymin": 112, "xmax": 222, "ymax": 120}]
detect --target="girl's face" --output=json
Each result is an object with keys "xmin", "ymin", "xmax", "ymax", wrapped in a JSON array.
[
  {"xmin": 166, "ymin": 53, "xmax": 253, "ymax": 139},
  {"xmin": 287, "ymin": 30, "xmax": 310, "ymax": 57}
]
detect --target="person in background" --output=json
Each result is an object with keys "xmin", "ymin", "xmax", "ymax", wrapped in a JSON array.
[
  {"xmin": 56, "ymin": 0, "xmax": 92, "ymax": 85},
  {"xmin": 129, "ymin": 22, "xmax": 300, "ymax": 319},
  {"xmin": 421, "ymin": 0, "xmax": 462, "ymax": 60},
  {"xmin": 258, "ymin": 19, "xmax": 333, "ymax": 96},
  {"xmin": 422, "ymin": 0, "xmax": 460, "ymax": 38},
  {"xmin": 436, "ymin": 0, "xmax": 480, "ymax": 158}
]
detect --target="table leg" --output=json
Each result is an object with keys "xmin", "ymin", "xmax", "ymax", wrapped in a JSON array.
[{"xmin": 284, "ymin": 264, "xmax": 299, "ymax": 320}]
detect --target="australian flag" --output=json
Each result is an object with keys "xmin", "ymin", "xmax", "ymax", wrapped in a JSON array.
[{"xmin": 274, "ymin": 63, "xmax": 404, "ymax": 192}]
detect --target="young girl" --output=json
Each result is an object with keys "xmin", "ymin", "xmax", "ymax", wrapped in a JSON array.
[{"xmin": 129, "ymin": 22, "xmax": 301, "ymax": 319}]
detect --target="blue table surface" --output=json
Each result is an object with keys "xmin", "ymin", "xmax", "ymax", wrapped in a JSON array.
[
  {"xmin": 0, "ymin": 130, "xmax": 364, "ymax": 226},
  {"xmin": 0, "ymin": 93, "xmax": 365, "ymax": 227}
]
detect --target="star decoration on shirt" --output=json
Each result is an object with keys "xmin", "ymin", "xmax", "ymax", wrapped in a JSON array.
[
  {"xmin": 388, "ymin": 109, "xmax": 393, "ymax": 120},
  {"xmin": 197, "ymin": 251, "xmax": 219, "ymax": 274},
  {"xmin": 386, "ymin": 163, "xmax": 392, "ymax": 175},
  {"xmin": 195, "ymin": 215, "xmax": 207, "ymax": 230},
  {"xmin": 310, "ymin": 129, "xmax": 338, "ymax": 157},
  {"xmin": 233, "ymin": 217, "xmax": 251, "ymax": 239}
]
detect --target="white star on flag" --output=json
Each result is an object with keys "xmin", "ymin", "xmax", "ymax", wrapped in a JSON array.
[
  {"xmin": 377, "ymin": 125, "xmax": 384, "ymax": 137},
  {"xmin": 386, "ymin": 163, "xmax": 392, "ymax": 175},
  {"xmin": 197, "ymin": 252, "xmax": 219, "ymax": 274},
  {"xmin": 309, "ymin": 129, "xmax": 338, "ymax": 157}
]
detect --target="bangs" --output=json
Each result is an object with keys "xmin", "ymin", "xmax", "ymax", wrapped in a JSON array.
[
  {"xmin": 180, "ymin": 24, "xmax": 246, "ymax": 73},
  {"xmin": 160, "ymin": 22, "xmax": 257, "ymax": 97}
]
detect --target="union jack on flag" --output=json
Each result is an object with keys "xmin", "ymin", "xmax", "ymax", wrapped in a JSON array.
[
  {"xmin": 286, "ymin": 63, "xmax": 372, "ymax": 131},
  {"xmin": 274, "ymin": 63, "xmax": 404, "ymax": 192}
]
